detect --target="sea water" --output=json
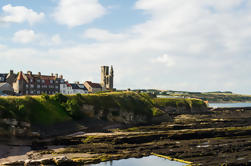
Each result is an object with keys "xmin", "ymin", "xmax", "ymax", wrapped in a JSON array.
[
  {"xmin": 209, "ymin": 103, "xmax": 251, "ymax": 108},
  {"xmin": 88, "ymin": 155, "xmax": 187, "ymax": 166}
]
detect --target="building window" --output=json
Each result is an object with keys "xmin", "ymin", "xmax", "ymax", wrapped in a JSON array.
[
  {"xmin": 30, "ymin": 84, "xmax": 34, "ymax": 88},
  {"xmin": 30, "ymin": 79, "xmax": 33, "ymax": 83},
  {"xmin": 37, "ymin": 85, "xmax": 40, "ymax": 88},
  {"xmin": 37, "ymin": 79, "xmax": 40, "ymax": 83},
  {"xmin": 56, "ymin": 80, "xmax": 58, "ymax": 84},
  {"xmin": 37, "ymin": 91, "xmax": 40, "ymax": 94},
  {"xmin": 26, "ymin": 84, "xmax": 29, "ymax": 88},
  {"xmin": 50, "ymin": 80, "xmax": 53, "ymax": 84},
  {"xmin": 30, "ymin": 90, "xmax": 33, "ymax": 94},
  {"xmin": 42, "ymin": 79, "xmax": 45, "ymax": 83},
  {"xmin": 55, "ymin": 85, "xmax": 59, "ymax": 89}
]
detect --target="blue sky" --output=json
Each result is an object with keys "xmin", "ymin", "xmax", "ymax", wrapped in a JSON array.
[{"xmin": 0, "ymin": 0, "xmax": 251, "ymax": 94}]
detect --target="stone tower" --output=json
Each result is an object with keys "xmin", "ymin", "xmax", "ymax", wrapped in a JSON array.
[{"xmin": 101, "ymin": 66, "xmax": 114, "ymax": 90}]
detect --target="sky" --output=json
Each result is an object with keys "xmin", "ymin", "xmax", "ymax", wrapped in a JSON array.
[{"xmin": 0, "ymin": 0, "xmax": 251, "ymax": 94}]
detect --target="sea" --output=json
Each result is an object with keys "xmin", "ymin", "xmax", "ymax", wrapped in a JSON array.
[{"xmin": 208, "ymin": 103, "xmax": 251, "ymax": 108}]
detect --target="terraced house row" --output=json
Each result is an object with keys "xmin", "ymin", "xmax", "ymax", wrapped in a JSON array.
[{"xmin": 0, "ymin": 66, "xmax": 114, "ymax": 96}]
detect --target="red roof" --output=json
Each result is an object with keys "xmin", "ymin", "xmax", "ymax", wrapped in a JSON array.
[
  {"xmin": 17, "ymin": 71, "xmax": 60, "ymax": 84},
  {"xmin": 17, "ymin": 71, "xmax": 24, "ymax": 81},
  {"xmin": 85, "ymin": 81, "xmax": 102, "ymax": 88},
  {"xmin": 17, "ymin": 72, "xmax": 29, "ymax": 83}
]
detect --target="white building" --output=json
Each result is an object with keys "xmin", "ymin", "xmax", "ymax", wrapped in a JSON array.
[
  {"xmin": 60, "ymin": 82, "xmax": 73, "ymax": 94},
  {"xmin": 71, "ymin": 83, "xmax": 88, "ymax": 94},
  {"xmin": 60, "ymin": 82, "xmax": 88, "ymax": 95}
]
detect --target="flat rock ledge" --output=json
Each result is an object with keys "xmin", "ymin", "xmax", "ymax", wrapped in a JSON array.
[{"xmin": 2, "ymin": 156, "xmax": 74, "ymax": 166}]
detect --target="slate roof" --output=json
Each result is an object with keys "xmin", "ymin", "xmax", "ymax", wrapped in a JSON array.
[
  {"xmin": 70, "ymin": 83, "xmax": 88, "ymax": 90},
  {"xmin": 0, "ymin": 83, "xmax": 14, "ymax": 92},
  {"xmin": 0, "ymin": 73, "xmax": 8, "ymax": 82},
  {"xmin": 85, "ymin": 81, "xmax": 102, "ymax": 89},
  {"xmin": 77, "ymin": 84, "xmax": 88, "ymax": 90}
]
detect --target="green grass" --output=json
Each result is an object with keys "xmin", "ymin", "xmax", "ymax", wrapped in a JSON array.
[
  {"xmin": 0, "ymin": 95, "xmax": 71, "ymax": 125},
  {"xmin": 152, "ymin": 98, "xmax": 206, "ymax": 108},
  {"xmin": 0, "ymin": 92, "xmax": 207, "ymax": 126}
]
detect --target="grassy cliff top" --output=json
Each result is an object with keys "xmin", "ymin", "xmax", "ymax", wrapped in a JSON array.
[{"xmin": 0, "ymin": 92, "xmax": 207, "ymax": 125}]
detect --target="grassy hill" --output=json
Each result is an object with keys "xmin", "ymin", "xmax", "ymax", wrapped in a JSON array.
[{"xmin": 0, "ymin": 92, "xmax": 207, "ymax": 126}]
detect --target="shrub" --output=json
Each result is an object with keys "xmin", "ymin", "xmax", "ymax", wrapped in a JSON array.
[
  {"xmin": 41, "ymin": 93, "xmax": 49, "ymax": 101},
  {"xmin": 64, "ymin": 95, "xmax": 84, "ymax": 120},
  {"xmin": 51, "ymin": 93, "xmax": 68, "ymax": 103}
]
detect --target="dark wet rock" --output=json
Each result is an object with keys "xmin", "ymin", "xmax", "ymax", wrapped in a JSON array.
[
  {"xmin": 25, "ymin": 158, "xmax": 54, "ymax": 165},
  {"xmin": 53, "ymin": 156, "xmax": 74, "ymax": 165},
  {"xmin": 3, "ymin": 119, "xmax": 18, "ymax": 126}
]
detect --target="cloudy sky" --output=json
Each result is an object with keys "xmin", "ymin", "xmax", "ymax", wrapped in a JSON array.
[{"xmin": 0, "ymin": 0, "xmax": 251, "ymax": 94}]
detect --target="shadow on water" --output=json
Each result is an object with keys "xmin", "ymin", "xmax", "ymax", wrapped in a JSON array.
[
  {"xmin": 0, "ymin": 137, "xmax": 31, "ymax": 159},
  {"xmin": 88, "ymin": 155, "xmax": 187, "ymax": 166}
]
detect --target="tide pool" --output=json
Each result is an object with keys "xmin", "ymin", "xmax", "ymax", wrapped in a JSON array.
[{"xmin": 88, "ymin": 155, "xmax": 187, "ymax": 166}]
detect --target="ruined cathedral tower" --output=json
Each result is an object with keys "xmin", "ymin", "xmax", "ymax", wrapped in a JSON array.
[{"xmin": 101, "ymin": 66, "xmax": 114, "ymax": 90}]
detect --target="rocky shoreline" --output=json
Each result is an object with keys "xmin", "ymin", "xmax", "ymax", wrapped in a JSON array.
[{"xmin": 1, "ymin": 107, "xmax": 251, "ymax": 165}]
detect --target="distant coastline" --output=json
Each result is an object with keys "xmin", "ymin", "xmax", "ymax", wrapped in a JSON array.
[{"xmin": 138, "ymin": 89, "xmax": 251, "ymax": 103}]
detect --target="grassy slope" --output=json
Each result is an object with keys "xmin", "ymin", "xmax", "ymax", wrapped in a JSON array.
[
  {"xmin": 0, "ymin": 96, "xmax": 71, "ymax": 125},
  {"xmin": 0, "ymin": 92, "xmax": 206, "ymax": 126}
]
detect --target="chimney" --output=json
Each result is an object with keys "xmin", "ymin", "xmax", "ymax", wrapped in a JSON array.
[
  {"xmin": 38, "ymin": 72, "xmax": 41, "ymax": 76},
  {"xmin": 55, "ymin": 73, "xmax": 58, "ymax": 78},
  {"xmin": 10, "ymin": 70, "xmax": 14, "ymax": 75},
  {"xmin": 27, "ymin": 71, "xmax": 32, "ymax": 75},
  {"xmin": 51, "ymin": 73, "xmax": 54, "ymax": 76},
  {"xmin": 76, "ymin": 81, "xmax": 80, "ymax": 84},
  {"xmin": 60, "ymin": 75, "xmax": 63, "ymax": 79}
]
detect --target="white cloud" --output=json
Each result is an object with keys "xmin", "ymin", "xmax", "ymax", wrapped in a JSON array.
[
  {"xmin": 13, "ymin": 29, "xmax": 37, "ymax": 44},
  {"xmin": 152, "ymin": 54, "xmax": 176, "ymax": 67},
  {"xmin": 0, "ymin": 44, "xmax": 6, "ymax": 49},
  {"xmin": 53, "ymin": 0, "xmax": 106, "ymax": 27},
  {"xmin": 51, "ymin": 34, "xmax": 62, "ymax": 45},
  {"xmin": 84, "ymin": 28, "xmax": 126, "ymax": 41},
  {"xmin": 1, "ymin": 4, "xmax": 44, "ymax": 25},
  {"xmin": 12, "ymin": 30, "xmax": 63, "ymax": 46}
]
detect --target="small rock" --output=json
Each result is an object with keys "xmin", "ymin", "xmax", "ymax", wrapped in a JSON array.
[
  {"xmin": 25, "ymin": 158, "xmax": 54, "ymax": 165},
  {"xmin": 3, "ymin": 119, "xmax": 18, "ymax": 126},
  {"xmin": 25, "ymin": 159, "xmax": 40, "ymax": 166},
  {"xmin": 20, "ymin": 122, "xmax": 31, "ymax": 128},
  {"xmin": 29, "ymin": 132, "xmax": 40, "ymax": 137},
  {"xmin": 2, "ymin": 160, "xmax": 25, "ymax": 165},
  {"xmin": 16, "ymin": 128, "xmax": 27, "ymax": 136},
  {"xmin": 53, "ymin": 156, "xmax": 73, "ymax": 165}
]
